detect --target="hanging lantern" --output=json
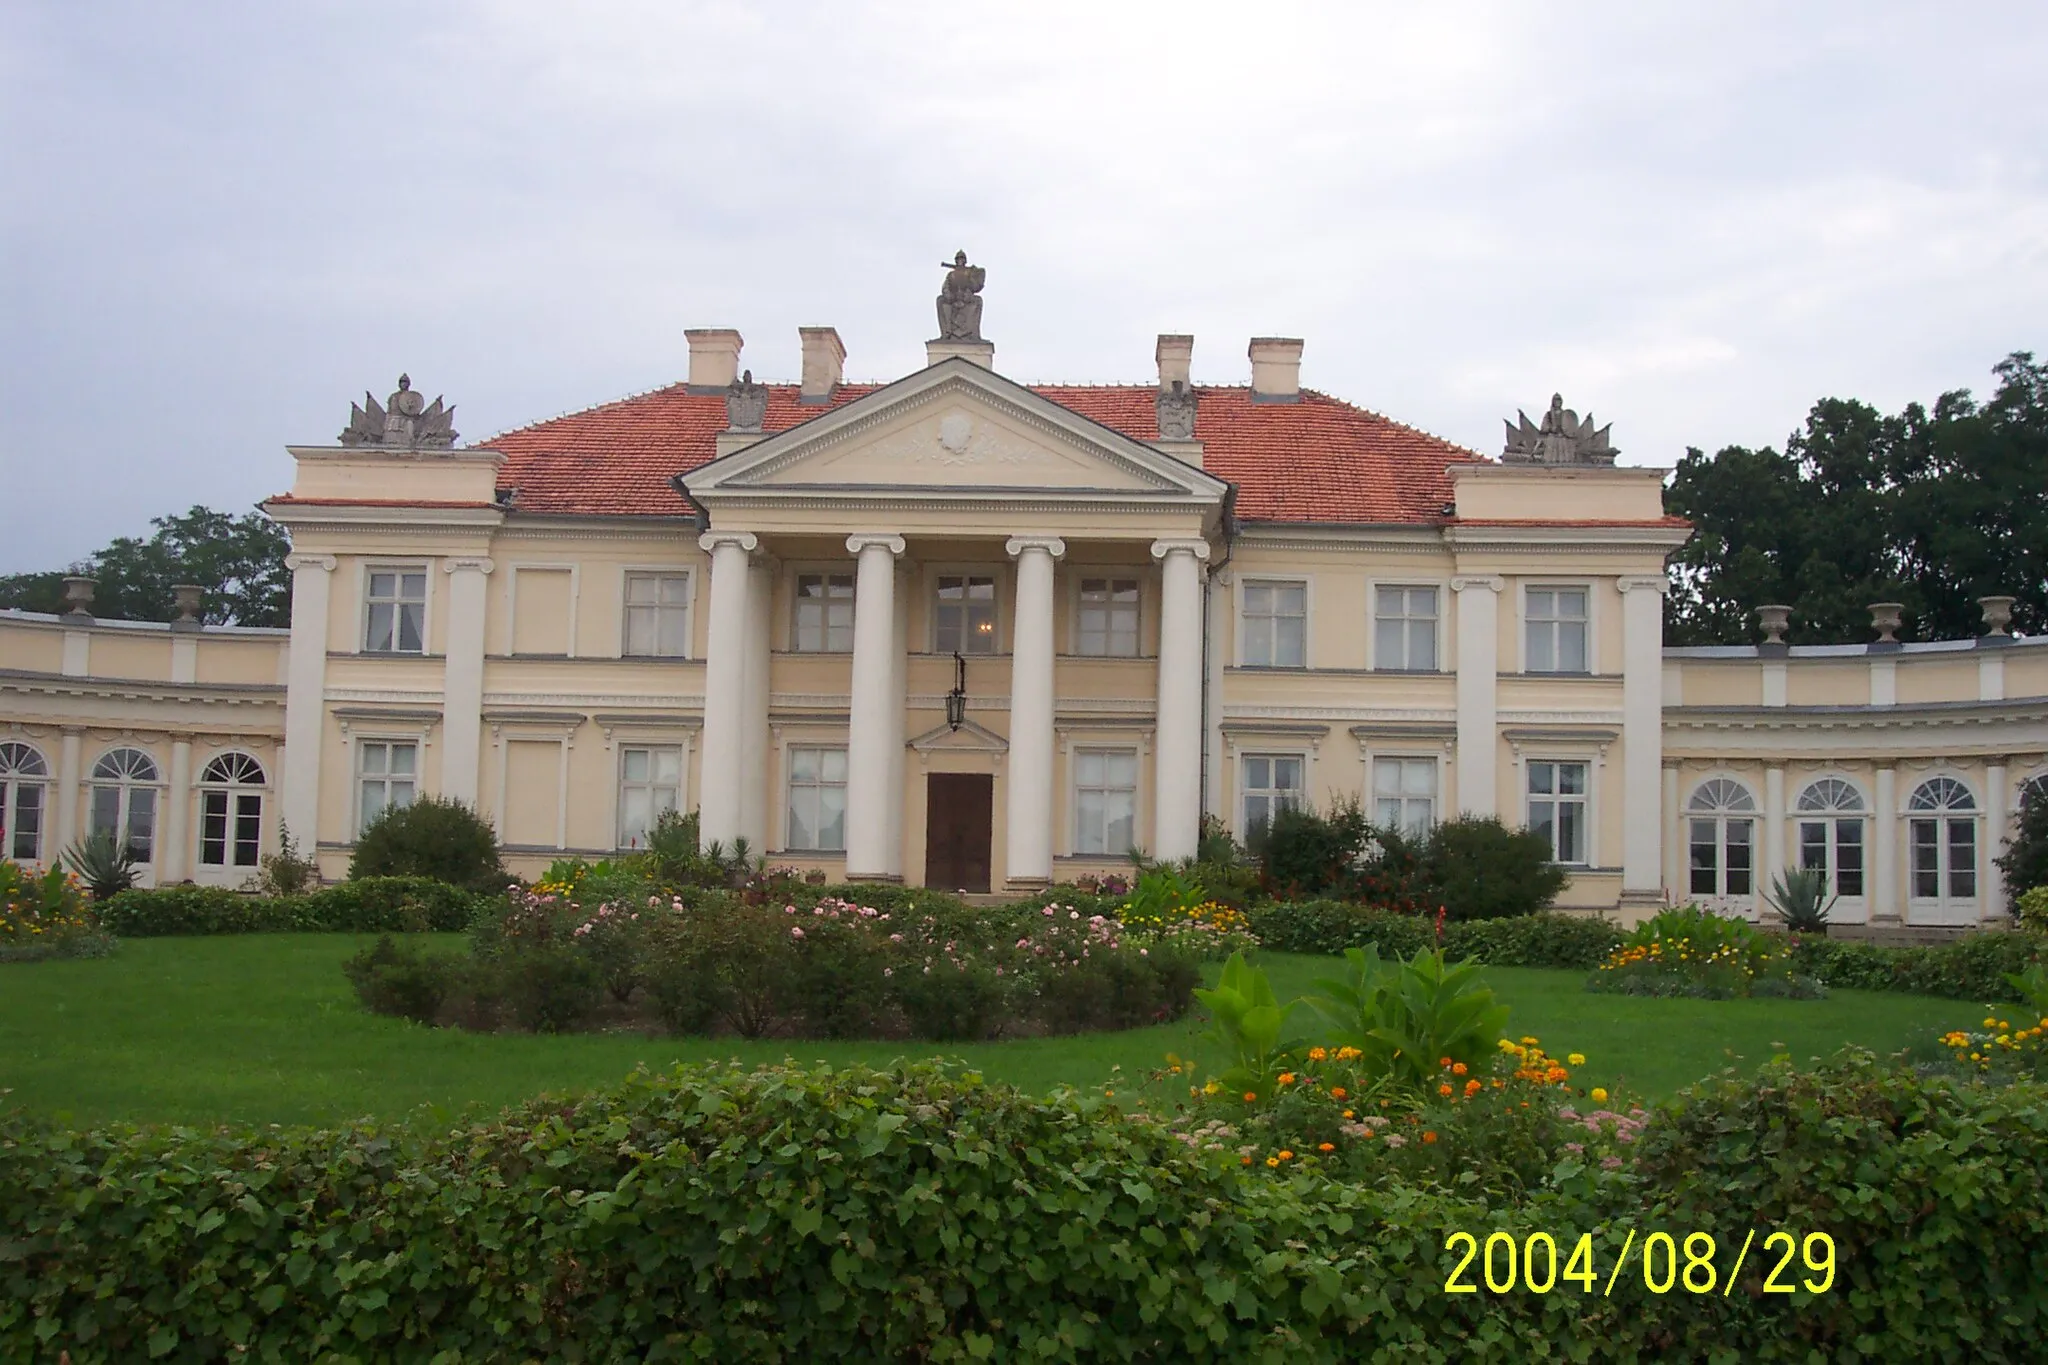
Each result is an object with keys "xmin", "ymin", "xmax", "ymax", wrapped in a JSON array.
[{"xmin": 945, "ymin": 651, "xmax": 968, "ymax": 730}]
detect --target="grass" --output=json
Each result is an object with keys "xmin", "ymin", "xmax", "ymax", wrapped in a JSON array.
[{"xmin": 0, "ymin": 937, "xmax": 1989, "ymax": 1128}]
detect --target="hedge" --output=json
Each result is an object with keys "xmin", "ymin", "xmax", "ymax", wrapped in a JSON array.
[
  {"xmin": 2, "ymin": 1053, "xmax": 2045, "ymax": 1361},
  {"xmin": 1790, "ymin": 930, "xmax": 2043, "ymax": 1004},
  {"xmin": 95, "ymin": 877, "xmax": 492, "ymax": 936},
  {"xmin": 1248, "ymin": 902, "xmax": 1626, "ymax": 968}
]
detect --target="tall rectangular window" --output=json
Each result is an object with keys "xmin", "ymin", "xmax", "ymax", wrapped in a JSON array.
[
  {"xmin": 617, "ymin": 746, "xmax": 682, "ymax": 849},
  {"xmin": 787, "ymin": 746, "xmax": 848, "ymax": 851},
  {"xmin": 1373, "ymin": 586, "xmax": 1438, "ymax": 671},
  {"xmin": 1525, "ymin": 587, "xmax": 1589, "ymax": 673},
  {"xmin": 357, "ymin": 741, "xmax": 418, "ymax": 833},
  {"xmin": 1799, "ymin": 819, "xmax": 1865, "ymax": 897},
  {"xmin": 1241, "ymin": 581, "xmax": 1307, "ymax": 667},
  {"xmin": 200, "ymin": 791, "xmax": 263, "ymax": 868},
  {"xmin": 364, "ymin": 568, "xmax": 428, "ymax": 653},
  {"xmin": 1073, "ymin": 749, "xmax": 1138, "ymax": 854},
  {"xmin": 1076, "ymin": 578, "xmax": 1140, "ymax": 657},
  {"xmin": 793, "ymin": 573, "xmax": 855, "ymax": 652},
  {"xmin": 936, "ymin": 575, "xmax": 998, "ymax": 654},
  {"xmin": 1527, "ymin": 760, "xmax": 1589, "ymax": 864},
  {"xmin": 1241, "ymin": 753, "xmax": 1304, "ymax": 837},
  {"xmin": 1372, "ymin": 757, "xmax": 1437, "ymax": 836},
  {"xmin": 1910, "ymin": 818, "xmax": 1977, "ymax": 899},
  {"xmin": 623, "ymin": 572, "xmax": 691, "ymax": 657}
]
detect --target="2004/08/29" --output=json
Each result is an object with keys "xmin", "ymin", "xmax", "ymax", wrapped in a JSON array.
[{"xmin": 1443, "ymin": 1229, "xmax": 1836, "ymax": 1297}]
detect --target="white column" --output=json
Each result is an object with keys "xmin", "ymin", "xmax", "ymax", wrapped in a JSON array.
[
  {"xmin": 281, "ymin": 553, "xmax": 336, "ymax": 847},
  {"xmin": 1618, "ymin": 575, "xmax": 1666, "ymax": 897},
  {"xmin": 1204, "ymin": 568, "xmax": 1231, "ymax": 819},
  {"xmin": 161, "ymin": 738, "xmax": 193, "ymax": 883},
  {"xmin": 1452, "ymin": 575, "xmax": 1502, "ymax": 816},
  {"xmin": 439, "ymin": 557, "xmax": 493, "ymax": 806},
  {"xmin": 1764, "ymin": 764, "xmax": 1786, "ymax": 909},
  {"xmin": 1661, "ymin": 761, "xmax": 1681, "ymax": 901},
  {"xmin": 845, "ymin": 533, "xmax": 906, "ymax": 879},
  {"xmin": 55, "ymin": 729, "xmax": 83, "ymax": 855},
  {"xmin": 696, "ymin": 531, "xmax": 759, "ymax": 848},
  {"xmin": 1151, "ymin": 538, "xmax": 1210, "ymax": 862},
  {"xmin": 738, "ymin": 558, "xmax": 773, "ymax": 849},
  {"xmin": 1873, "ymin": 765, "xmax": 1899, "ymax": 923},
  {"xmin": 1986, "ymin": 762, "xmax": 2009, "ymax": 921},
  {"xmin": 885, "ymin": 562, "xmax": 910, "ymax": 873},
  {"xmin": 1005, "ymin": 536, "xmax": 1064, "ymax": 887}
]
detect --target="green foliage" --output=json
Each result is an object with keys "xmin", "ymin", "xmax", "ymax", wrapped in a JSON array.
[
  {"xmin": 2020, "ymin": 885, "xmax": 2048, "ymax": 935},
  {"xmin": 1306, "ymin": 946, "xmax": 1510, "ymax": 1088},
  {"xmin": 1589, "ymin": 905, "xmax": 1815, "ymax": 999},
  {"xmin": 1248, "ymin": 798, "xmax": 1373, "ymax": 898},
  {"xmin": 62, "ymin": 829, "xmax": 138, "ymax": 900},
  {"xmin": 1249, "ymin": 902, "xmax": 1624, "ymax": 966},
  {"xmin": 96, "ymin": 877, "xmax": 489, "ymax": 935},
  {"xmin": 0, "ymin": 503, "xmax": 292, "ymax": 626},
  {"xmin": 0, "ymin": 860, "xmax": 114, "ymax": 963},
  {"xmin": 495, "ymin": 944, "xmax": 604, "ymax": 1033},
  {"xmin": 340, "ymin": 935, "xmax": 465, "ymax": 1024},
  {"xmin": 2007, "ymin": 963, "xmax": 2048, "ymax": 1016},
  {"xmin": 1121, "ymin": 863, "xmax": 1204, "ymax": 921},
  {"xmin": 1999, "ymin": 783, "xmax": 2048, "ymax": 913},
  {"xmin": 1766, "ymin": 866, "xmax": 1836, "ymax": 933},
  {"xmin": 1789, "ymin": 929, "xmax": 2044, "ymax": 1003},
  {"xmin": 1665, "ymin": 351, "xmax": 2048, "ymax": 644},
  {"xmin": 1420, "ymin": 817, "xmax": 1569, "ymax": 920},
  {"xmin": 250, "ymin": 822, "xmax": 317, "ymax": 895},
  {"xmin": 1247, "ymin": 810, "xmax": 1565, "ymax": 919},
  {"xmin": 347, "ymin": 794, "xmax": 504, "ymax": 889},
  {"xmin": 1192, "ymin": 952, "xmax": 1304, "ymax": 1100}
]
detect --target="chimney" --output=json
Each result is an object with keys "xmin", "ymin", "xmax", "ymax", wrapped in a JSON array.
[
  {"xmin": 685, "ymin": 329, "xmax": 743, "ymax": 392},
  {"xmin": 798, "ymin": 327, "xmax": 845, "ymax": 404},
  {"xmin": 1248, "ymin": 337, "xmax": 1303, "ymax": 403},
  {"xmin": 1156, "ymin": 334, "xmax": 1193, "ymax": 390}
]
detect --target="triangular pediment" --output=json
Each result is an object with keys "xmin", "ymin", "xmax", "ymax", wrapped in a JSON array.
[
  {"xmin": 908, "ymin": 717, "xmax": 1008, "ymax": 754},
  {"xmin": 683, "ymin": 359, "xmax": 1226, "ymax": 505}
]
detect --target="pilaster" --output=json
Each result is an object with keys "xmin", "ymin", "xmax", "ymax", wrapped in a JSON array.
[
  {"xmin": 281, "ymin": 553, "xmax": 336, "ymax": 846},
  {"xmin": 1452, "ymin": 575, "xmax": 1502, "ymax": 817},
  {"xmin": 440, "ymin": 556, "xmax": 494, "ymax": 806}
]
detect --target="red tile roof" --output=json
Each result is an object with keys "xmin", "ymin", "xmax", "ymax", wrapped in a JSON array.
[{"xmin": 478, "ymin": 380, "xmax": 1489, "ymax": 525}]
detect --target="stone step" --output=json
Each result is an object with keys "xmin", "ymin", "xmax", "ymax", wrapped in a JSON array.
[{"xmin": 1821, "ymin": 922, "xmax": 2001, "ymax": 947}]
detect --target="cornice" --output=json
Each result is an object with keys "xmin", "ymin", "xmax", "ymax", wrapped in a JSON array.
[{"xmin": 0, "ymin": 669, "xmax": 284, "ymax": 706}]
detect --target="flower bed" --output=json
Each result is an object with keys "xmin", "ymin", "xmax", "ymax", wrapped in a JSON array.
[
  {"xmin": 0, "ymin": 860, "xmax": 114, "ymax": 963},
  {"xmin": 1587, "ymin": 906, "xmax": 1825, "ymax": 999}
]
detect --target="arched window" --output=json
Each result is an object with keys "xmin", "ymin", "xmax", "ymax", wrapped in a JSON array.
[
  {"xmin": 1907, "ymin": 777, "xmax": 1977, "ymax": 906},
  {"xmin": 1796, "ymin": 778, "xmax": 1866, "ymax": 900},
  {"xmin": 1686, "ymin": 778, "xmax": 1756, "ymax": 903},
  {"xmin": 198, "ymin": 752, "xmax": 266, "ymax": 869},
  {"xmin": 1, "ymin": 741, "xmax": 49, "ymax": 862},
  {"xmin": 2018, "ymin": 774, "xmax": 2048, "ymax": 816},
  {"xmin": 90, "ymin": 747, "xmax": 161, "ymax": 864}
]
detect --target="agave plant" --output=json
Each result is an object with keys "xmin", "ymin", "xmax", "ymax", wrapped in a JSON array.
[
  {"xmin": 64, "ymin": 829, "xmax": 139, "ymax": 900},
  {"xmin": 1767, "ymin": 868, "xmax": 1837, "ymax": 934}
]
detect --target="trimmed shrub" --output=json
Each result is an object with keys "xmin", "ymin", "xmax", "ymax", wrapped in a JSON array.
[
  {"xmin": 95, "ymin": 877, "xmax": 490, "ymax": 936},
  {"xmin": 340, "ymin": 935, "xmax": 466, "ymax": 1024},
  {"xmin": 1248, "ymin": 903, "xmax": 1623, "ymax": 969},
  {"xmin": 494, "ymin": 945, "xmax": 603, "ymax": 1033},
  {"xmin": 347, "ymin": 794, "xmax": 504, "ymax": 889},
  {"xmin": 1790, "ymin": 930, "xmax": 2044, "ymax": 1003},
  {"xmin": 1421, "ymin": 817, "xmax": 1568, "ymax": 920}
]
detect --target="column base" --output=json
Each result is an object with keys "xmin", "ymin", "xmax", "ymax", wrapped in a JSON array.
[
  {"xmin": 1004, "ymin": 876, "xmax": 1051, "ymax": 894},
  {"xmin": 843, "ymin": 872, "xmax": 905, "ymax": 885},
  {"xmin": 1615, "ymin": 889, "xmax": 1665, "ymax": 924}
]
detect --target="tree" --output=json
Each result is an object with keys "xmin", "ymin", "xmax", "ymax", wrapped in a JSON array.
[
  {"xmin": 1666, "ymin": 352, "xmax": 2048, "ymax": 645},
  {"xmin": 0, "ymin": 505, "xmax": 291, "ymax": 627}
]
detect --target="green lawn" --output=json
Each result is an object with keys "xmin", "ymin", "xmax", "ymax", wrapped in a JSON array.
[{"xmin": 0, "ymin": 937, "xmax": 1988, "ymax": 1128}]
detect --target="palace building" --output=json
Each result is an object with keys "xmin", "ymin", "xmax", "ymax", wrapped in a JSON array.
[{"xmin": 3, "ymin": 262, "xmax": 2043, "ymax": 928}]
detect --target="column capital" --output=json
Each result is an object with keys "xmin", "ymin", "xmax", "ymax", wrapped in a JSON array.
[
  {"xmin": 698, "ymin": 530, "xmax": 760, "ymax": 555},
  {"xmin": 285, "ymin": 553, "xmax": 337, "ymax": 573},
  {"xmin": 1149, "ymin": 537, "xmax": 1211, "ymax": 563},
  {"xmin": 443, "ymin": 556, "xmax": 495, "ymax": 575},
  {"xmin": 1450, "ymin": 574, "xmax": 1504, "ymax": 593},
  {"xmin": 1617, "ymin": 573, "xmax": 1670, "ymax": 595},
  {"xmin": 846, "ymin": 533, "xmax": 906, "ymax": 557},
  {"xmin": 1004, "ymin": 535, "xmax": 1066, "ymax": 559}
]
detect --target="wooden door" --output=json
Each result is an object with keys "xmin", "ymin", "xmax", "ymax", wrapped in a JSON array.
[{"xmin": 924, "ymin": 773, "xmax": 993, "ymax": 893}]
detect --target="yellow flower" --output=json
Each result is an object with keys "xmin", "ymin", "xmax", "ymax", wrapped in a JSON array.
[
  {"xmin": 1567, "ymin": 1053, "xmax": 1586, "ymax": 1067},
  {"xmin": 1341, "ymin": 1109, "xmax": 1354, "ymax": 1119},
  {"xmin": 1307, "ymin": 1047, "xmax": 1327, "ymax": 1062},
  {"xmin": 1265, "ymin": 1156, "xmax": 1280, "ymax": 1167},
  {"xmin": 1590, "ymin": 1087, "xmax": 1609, "ymax": 1104}
]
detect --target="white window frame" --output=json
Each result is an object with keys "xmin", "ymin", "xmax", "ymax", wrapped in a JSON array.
[
  {"xmin": 196, "ymin": 751, "xmax": 268, "ymax": 871},
  {"xmin": 0, "ymin": 740, "xmax": 50, "ymax": 864},
  {"xmin": 1071, "ymin": 746, "xmax": 1140, "ymax": 855},
  {"xmin": 1367, "ymin": 579, "xmax": 1446, "ymax": 673},
  {"xmin": 1238, "ymin": 750, "xmax": 1308, "ymax": 839},
  {"xmin": 932, "ymin": 570, "xmax": 1003, "ymax": 656},
  {"xmin": 354, "ymin": 738, "xmax": 421, "ymax": 836},
  {"xmin": 616, "ymin": 744, "xmax": 685, "ymax": 851},
  {"xmin": 1237, "ymin": 576, "xmax": 1311, "ymax": 669},
  {"xmin": 791, "ymin": 569, "xmax": 857, "ymax": 653},
  {"xmin": 361, "ymin": 561, "xmax": 432, "ymax": 656},
  {"xmin": 1369, "ymin": 753, "xmax": 1440, "ymax": 837},
  {"xmin": 784, "ymin": 744, "xmax": 849, "ymax": 852},
  {"xmin": 1685, "ymin": 776, "xmax": 1758, "ymax": 912},
  {"xmin": 620, "ymin": 568, "xmax": 693, "ymax": 660},
  {"xmin": 1526, "ymin": 757, "xmax": 1593, "ymax": 867},
  {"xmin": 1905, "ymin": 774, "xmax": 1981, "ymax": 914},
  {"xmin": 1519, "ymin": 581, "xmax": 1595, "ymax": 675},
  {"xmin": 1795, "ymin": 775, "xmax": 1869, "ymax": 906},
  {"xmin": 88, "ymin": 746, "xmax": 163, "ymax": 867},
  {"xmin": 1070, "ymin": 573, "xmax": 1143, "ymax": 658}
]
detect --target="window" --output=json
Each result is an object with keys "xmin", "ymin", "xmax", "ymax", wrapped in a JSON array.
[
  {"xmin": 1073, "ymin": 749, "xmax": 1138, "ymax": 855},
  {"xmin": 794, "ymin": 573, "xmax": 855, "ymax": 652},
  {"xmin": 364, "ymin": 567, "xmax": 428, "ymax": 653},
  {"xmin": 1373, "ymin": 586, "xmax": 1438, "ymax": 671},
  {"xmin": 1797, "ymin": 778, "xmax": 1866, "ymax": 898},
  {"xmin": 1527, "ymin": 760, "xmax": 1589, "ymax": 864},
  {"xmin": 936, "ymin": 575, "xmax": 998, "ymax": 654},
  {"xmin": 1241, "ymin": 581, "xmax": 1307, "ymax": 667},
  {"xmin": 617, "ymin": 746, "xmax": 682, "ymax": 849},
  {"xmin": 0, "ymin": 741, "xmax": 49, "ymax": 863},
  {"xmin": 1908, "ymin": 776, "xmax": 1977, "ymax": 901},
  {"xmin": 1241, "ymin": 753, "xmax": 1304, "ymax": 838},
  {"xmin": 357, "ymin": 741, "xmax": 418, "ymax": 833},
  {"xmin": 1686, "ymin": 778, "xmax": 1756, "ymax": 899},
  {"xmin": 89, "ymin": 747, "xmax": 160, "ymax": 864},
  {"xmin": 1372, "ymin": 757, "xmax": 1437, "ymax": 837},
  {"xmin": 786, "ymin": 746, "xmax": 848, "ymax": 851},
  {"xmin": 198, "ymin": 752, "xmax": 266, "ymax": 869},
  {"xmin": 1525, "ymin": 587, "xmax": 1589, "ymax": 673},
  {"xmin": 623, "ymin": 572, "xmax": 691, "ymax": 658},
  {"xmin": 1077, "ymin": 578, "xmax": 1140, "ymax": 657}
]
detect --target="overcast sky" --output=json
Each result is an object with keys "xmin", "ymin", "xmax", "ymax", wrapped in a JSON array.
[{"xmin": 3, "ymin": 1, "xmax": 2044, "ymax": 571}]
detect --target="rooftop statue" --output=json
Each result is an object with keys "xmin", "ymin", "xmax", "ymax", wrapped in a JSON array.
[
  {"xmin": 1155, "ymin": 379, "xmax": 1198, "ymax": 440},
  {"xmin": 725, "ymin": 369, "xmax": 768, "ymax": 432},
  {"xmin": 340, "ymin": 374, "xmax": 458, "ymax": 448},
  {"xmin": 935, "ymin": 250, "xmax": 986, "ymax": 342},
  {"xmin": 1502, "ymin": 393, "xmax": 1616, "ymax": 466}
]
